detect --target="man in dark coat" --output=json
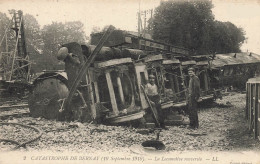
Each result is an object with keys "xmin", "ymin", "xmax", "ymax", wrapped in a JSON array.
[{"xmin": 187, "ymin": 67, "xmax": 200, "ymax": 129}]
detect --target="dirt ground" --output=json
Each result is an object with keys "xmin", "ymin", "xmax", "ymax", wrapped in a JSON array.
[{"xmin": 0, "ymin": 92, "xmax": 260, "ymax": 153}]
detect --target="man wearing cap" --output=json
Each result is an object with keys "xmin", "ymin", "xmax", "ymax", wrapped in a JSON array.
[
  {"xmin": 187, "ymin": 67, "xmax": 200, "ymax": 129},
  {"xmin": 144, "ymin": 74, "xmax": 167, "ymax": 129}
]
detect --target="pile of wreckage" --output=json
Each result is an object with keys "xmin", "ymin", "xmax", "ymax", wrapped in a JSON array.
[{"xmin": 27, "ymin": 27, "xmax": 260, "ymax": 126}]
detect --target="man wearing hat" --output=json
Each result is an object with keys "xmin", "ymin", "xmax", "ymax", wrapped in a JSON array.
[
  {"xmin": 144, "ymin": 74, "xmax": 167, "ymax": 129},
  {"xmin": 187, "ymin": 67, "xmax": 200, "ymax": 129}
]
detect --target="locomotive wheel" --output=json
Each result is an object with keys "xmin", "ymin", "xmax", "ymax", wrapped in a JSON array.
[{"xmin": 28, "ymin": 78, "xmax": 69, "ymax": 119}]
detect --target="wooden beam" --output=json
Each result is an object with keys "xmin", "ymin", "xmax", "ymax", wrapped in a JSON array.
[
  {"xmin": 179, "ymin": 65, "xmax": 187, "ymax": 98},
  {"xmin": 249, "ymin": 84, "xmax": 252, "ymax": 129},
  {"xmin": 5, "ymin": 63, "xmax": 31, "ymax": 74},
  {"xmin": 105, "ymin": 71, "xmax": 119, "ymax": 115},
  {"xmin": 204, "ymin": 71, "xmax": 209, "ymax": 91},
  {"xmin": 255, "ymin": 84, "xmax": 259, "ymax": 139},
  {"xmin": 94, "ymin": 82, "xmax": 100, "ymax": 103},
  {"xmin": 144, "ymin": 54, "xmax": 163, "ymax": 63},
  {"xmin": 169, "ymin": 74, "xmax": 176, "ymax": 94},
  {"xmin": 0, "ymin": 104, "xmax": 28, "ymax": 110},
  {"xmin": 85, "ymin": 73, "xmax": 96, "ymax": 119},
  {"xmin": 246, "ymin": 83, "xmax": 249, "ymax": 119},
  {"xmin": 9, "ymin": 19, "xmax": 22, "ymax": 81},
  {"xmin": 160, "ymin": 67, "xmax": 165, "ymax": 97},
  {"xmin": 174, "ymin": 74, "xmax": 180, "ymax": 95},
  {"xmin": 94, "ymin": 58, "xmax": 132, "ymax": 68},
  {"xmin": 134, "ymin": 64, "xmax": 149, "ymax": 109},
  {"xmin": 117, "ymin": 76, "xmax": 125, "ymax": 105},
  {"xmin": 5, "ymin": 33, "xmax": 8, "ymax": 52},
  {"xmin": 0, "ymin": 52, "xmax": 11, "ymax": 54}
]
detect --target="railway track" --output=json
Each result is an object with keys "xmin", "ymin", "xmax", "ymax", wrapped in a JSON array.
[{"xmin": 0, "ymin": 97, "xmax": 30, "ymax": 120}]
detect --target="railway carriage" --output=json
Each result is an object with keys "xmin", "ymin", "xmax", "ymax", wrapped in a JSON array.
[{"xmin": 28, "ymin": 30, "xmax": 260, "ymax": 124}]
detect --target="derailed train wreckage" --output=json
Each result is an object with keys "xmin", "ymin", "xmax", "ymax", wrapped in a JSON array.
[{"xmin": 28, "ymin": 27, "xmax": 260, "ymax": 125}]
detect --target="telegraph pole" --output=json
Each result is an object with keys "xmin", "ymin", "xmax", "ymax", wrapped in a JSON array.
[
  {"xmin": 143, "ymin": 10, "xmax": 146, "ymax": 37},
  {"xmin": 138, "ymin": 0, "xmax": 141, "ymax": 37},
  {"xmin": 137, "ymin": 0, "xmax": 153, "ymax": 38}
]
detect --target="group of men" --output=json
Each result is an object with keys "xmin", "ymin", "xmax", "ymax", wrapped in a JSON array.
[{"xmin": 144, "ymin": 67, "xmax": 200, "ymax": 130}]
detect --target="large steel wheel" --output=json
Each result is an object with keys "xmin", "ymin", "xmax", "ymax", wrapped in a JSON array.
[{"xmin": 28, "ymin": 77, "xmax": 69, "ymax": 119}]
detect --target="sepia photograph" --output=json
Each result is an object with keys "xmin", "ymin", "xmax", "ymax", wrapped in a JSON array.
[{"xmin": 0, "ymin": 0, "xmax": 260, "ymax": 163}]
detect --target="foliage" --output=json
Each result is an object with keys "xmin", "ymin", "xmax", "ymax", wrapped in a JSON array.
[
  {"xmin": 24, "ymin": 14, "xmax": 43, "ymax": 51},
  {"xmin": 1, "ymin": 11, "xmax": 87, "ymax": 73},
  {"xmin": 91, "ymin": 25, "xmax": 117, "ymax": 34},
  {"xmin": 210, "ymin": 21, "xmax": 246, "ymax": 53},
  {"xmin": 91, "ymin": 26, "xmax": 102, "ymax": 34},
  {"xmin": 42, "ymin": 21, "xmax": 86, "ymax": 56},
  {"xmin": 23, "ymin": 14, "xmax": 63, "ymax": 72},
  {"xmin": 37, "ymin": 21, "xmax": 86, "ymax": 71},
  {"xmin": 0, "ymin": 12, "xmax": 10, "ymax": 48},
  {"xmin": 149, "ymin": 0, "xmax": 246, "ymax": 54},
  {"xmin": 101, "ymin": 25, "xmax": 117, "ymax": 32},
  {"xmin": 0, "ymin": 12, "xmax": 16, "ymax": 52}
]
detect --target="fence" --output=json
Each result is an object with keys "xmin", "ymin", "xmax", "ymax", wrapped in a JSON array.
[{"xmin": 246, "ymin": 77, "xmax": 260, "ymax": 141}]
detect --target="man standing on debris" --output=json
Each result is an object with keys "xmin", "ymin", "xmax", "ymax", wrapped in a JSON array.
[
  {"xmin": 145, "ymin": 74, "xmax": 167, "ymax": 130},
  {"xmin": 187, "ymin": 67, "xmax": 200, "ymax": 129}
]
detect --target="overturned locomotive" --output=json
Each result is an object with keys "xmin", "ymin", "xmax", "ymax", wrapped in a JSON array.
[{"xmin": 28, "ymin": 29, "xmax": 260, "ymax": 124}]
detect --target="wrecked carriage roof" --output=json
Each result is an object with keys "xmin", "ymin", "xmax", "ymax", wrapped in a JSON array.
[{"xmin": 211, "ymin": 52, "xmax": 260, "ymax": 68}]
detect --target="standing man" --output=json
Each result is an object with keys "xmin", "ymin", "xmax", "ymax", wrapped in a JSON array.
[
  {"xmin": 145, "ymin": 74, "xmax": 167, "ymax": 129},
  {"xmin": 187, "ymin": 67, "xmax": 200, "ymax": 129}
]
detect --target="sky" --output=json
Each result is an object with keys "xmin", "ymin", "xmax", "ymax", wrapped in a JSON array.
[{"xmin": 0, "ymin": 0, "xmax": 260, "ymax": 54}]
